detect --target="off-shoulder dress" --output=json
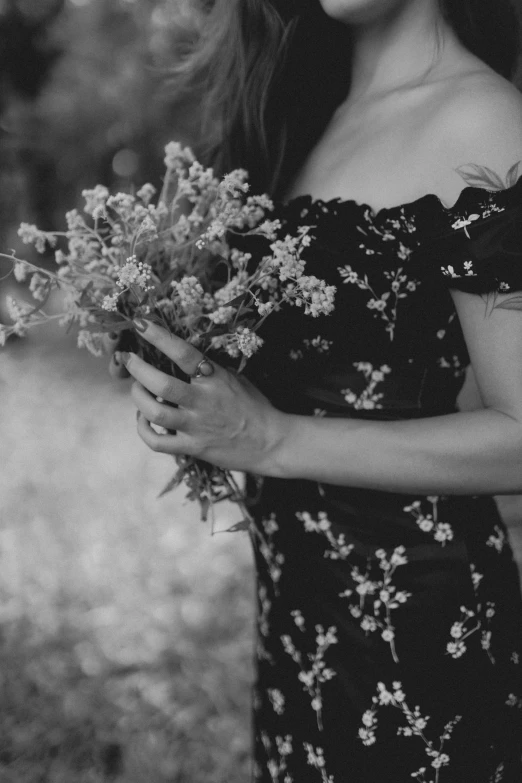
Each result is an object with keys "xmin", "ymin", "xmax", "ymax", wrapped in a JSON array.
[{"xmin": 245, "ymin": 178, "xmax": 522, "ymax": 783}]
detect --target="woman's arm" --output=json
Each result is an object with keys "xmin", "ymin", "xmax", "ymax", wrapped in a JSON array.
[
  {"xmin": 272, "ymin": 408, "xmax": 522, "ymax": 495},
  {"xmin": 123, "ymin": 292, "xmax": 522, "ymax": 497},
  {"xmin": 125, "ymin": 89, "xmax": 522, "ymax": 496},
  {"xmin": 268, "ymin": 92, "xmax": 522, "ymax": 495},
  {"xmin": 270, "ymin": 290, "xmax": 522, "ymax": 495}
]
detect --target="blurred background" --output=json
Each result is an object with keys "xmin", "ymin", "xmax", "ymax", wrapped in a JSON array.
[
  {"xmin": 0, "ymin": 1, "xmax": 521, "ymax": 781},
  {"xmin": 0, "ymin": 1, "xmax": 253, "ymax": 781}
]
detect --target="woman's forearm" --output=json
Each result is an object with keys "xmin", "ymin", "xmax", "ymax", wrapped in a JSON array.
[{"xmin": 268, "ymin": 408, "xmax": 522, "ymax": 495}]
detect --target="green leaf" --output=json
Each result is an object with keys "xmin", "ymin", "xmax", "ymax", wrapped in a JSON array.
[
  {"xmin": 222, "ymin": 293, "xmax": 249, "ymax": 307},
  {"xmin": 199, "ymin": 496, "xmax": 211, "ymax": 522},
  {"xmin": 203, "ymin": 325, "xmax": 230, "ymax": 339},
  {"xmin": 506, "ymin": 161, "xmax": 521, "ymax": 188},
  {"xmin": 97, "ymin": 322, "xmax": 131, "ymax": 334},
  {"xmin": 157, "ymin": 468, "xmax": 185, "ymax": 498},
  {"xmin": 494, "ymin": 294, "xmax": 522, "ymax": 311},
  {"xmin": 455, "ymin": 164, "xmax": 505, "ymax": 191},
  {"xmin": 221, "ymin": 519, "xmax": 251, "ymax": 533}
]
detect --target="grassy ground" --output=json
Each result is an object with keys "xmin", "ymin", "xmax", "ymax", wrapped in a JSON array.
[{"xmin": 0, "ymin": 319, "xmax": 254, "ymax": 783}]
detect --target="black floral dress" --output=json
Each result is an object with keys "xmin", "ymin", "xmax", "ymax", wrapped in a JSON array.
[{"xmin": 245, "ymin": 178, "xmax": 522, "ymax": 783}]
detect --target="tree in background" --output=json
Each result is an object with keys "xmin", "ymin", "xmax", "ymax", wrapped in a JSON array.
[
  {"xmin": 0, "ymin": 0, "xmax": 195, "ymax": 256},
  {"xmin": 0, "ymin": 0, "xmax": 64, "ymax": 254}
]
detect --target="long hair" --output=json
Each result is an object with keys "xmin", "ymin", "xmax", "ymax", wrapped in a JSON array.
[{"xmin": 168, "ymin": 0, "xmax": 521, "ymax": 200}]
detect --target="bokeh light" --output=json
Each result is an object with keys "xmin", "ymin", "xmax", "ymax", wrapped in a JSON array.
[{"xmin": 112, "ymin": 148, "xmax": 139, "ymax": 178}]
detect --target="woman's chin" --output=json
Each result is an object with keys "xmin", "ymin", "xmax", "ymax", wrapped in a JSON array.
[{"xmin": 318, "ymin": 0, "xmax": 398, "ymax": 25}]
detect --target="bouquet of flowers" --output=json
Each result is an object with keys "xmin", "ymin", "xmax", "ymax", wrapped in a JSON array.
[{"xmin": 0, "ymin": 142, "xmax": 335, "ymax": 531}]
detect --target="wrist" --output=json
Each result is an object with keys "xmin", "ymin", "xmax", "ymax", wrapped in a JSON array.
[{"xmin": 259, "ymin": 411, "xmax": 302, "ymax": 479}]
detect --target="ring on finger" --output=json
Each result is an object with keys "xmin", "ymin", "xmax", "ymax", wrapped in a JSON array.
[{"xmin": 190, "ymin": 357, "xmax": 215, "ymax": 379}]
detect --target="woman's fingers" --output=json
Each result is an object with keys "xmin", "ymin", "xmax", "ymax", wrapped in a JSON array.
[
  {"xmin": 109, "ymin": 351, "xmax": 131, "ymax": 379},
  {"xmin": 104, "ymin": 331, "xmax": 130, "ymax": 379},
  {"xmin": 136, "ymin": 410, "xmax": 192, "ymax": 454},
  {"xmin": 123, "ymin": 352, "xmax": 194, "ymax": 406},
  {"xmin": 131, "ymin": 381, "xmax": 190, "ymax": 431},
  {"xmin": 103, "ymin": 331, "xmax": 120, "ymax": 353},
  {"xmin": 133, "ymin": 318, "xmax": 216, "ymax": 378}
]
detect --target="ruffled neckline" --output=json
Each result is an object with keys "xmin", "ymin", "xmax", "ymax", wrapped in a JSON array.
[{"xmin": 279, "ymin": 174, "xmax": 522, "ymax": 223}]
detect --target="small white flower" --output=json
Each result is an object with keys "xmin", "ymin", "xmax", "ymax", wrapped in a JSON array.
[
  {"xmin": 450, "ymin": 622, "xmax": 463, "ymax": 639},
  {"xmin": 82, "ymin": 184, "xmax": 109, "ymax": 215},
  {"xmin": 77, "ymin": 330, "xmax": 104, "ymax": 357},
  {"xmin": 377, "ymin": 682, "xmax": 394, "ymax": 705},
  {"xmin": 359, "ymin": 728, "xmax": 376, "ymax": 746},
  {"xmin": 430, "ymin": 752, "xmax": 450, "ymax": 769},
  {"xmin": 434, "ymin": 523, "xmax": 453, "ymax": 544},
  {"xmin": 18, "ymin": 222, "xmax": 53, "ymax": 253},
  {"xmin": 117, "ymin": 256, "xmax": 153, "ymax": 290},
  {"xmin": 164, "ymin": 140, "xmax": 195, "ymax": 169},
  {"xmin": 390, "ymin": 546, "xmax": 407, "ymax": 566},
  {"xmin": 235, "ymin": 326, "xmax": 264, "ymax": 358},
  {"xmin": 136, "ymin": 183, "xmax": 157, "ymax": 203},
  {"xmin": 102, "ymin": 293, "xmax": 119, "ymax": 312},
  {"xmin": 13, "ymin": 261, "xmax": 29, "ymax": 282}
]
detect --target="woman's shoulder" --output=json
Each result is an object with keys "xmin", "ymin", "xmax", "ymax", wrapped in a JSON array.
[
  {"xmin": 446, "ymin": 68, "xmax": 522, "ymax": 131},
  {"xmin": 412, "ymin": 71, "xmax": 522, "ymax": 297},
  {"xmin": 431, "ymin": 69, "xmax": 522, "ymax": 192}
]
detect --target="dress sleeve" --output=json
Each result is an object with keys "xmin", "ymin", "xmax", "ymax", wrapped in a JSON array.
[{"xmin": 415, "ymin": 181, "xmax": 522, "ymax": 295}]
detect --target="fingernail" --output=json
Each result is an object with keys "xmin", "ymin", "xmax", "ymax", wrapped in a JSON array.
[
  {"xmin": 120, "ymin": 351, "xmax": 130, "ymax": 365},
  {"xmin": 113, "ymin": 351, "xmax": 121, "ymax": 366},
  {"xmin": 133, "ymin": 318, "xmax": 149, "ymax": 333},
  {"xmin": 109, "ymin": 332, "xmax": 118, "ymax": 340}
]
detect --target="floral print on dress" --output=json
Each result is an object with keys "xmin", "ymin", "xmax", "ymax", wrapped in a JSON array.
[
  {"xmin": 290, "ymin": 335, "xmax": 333, "ymax": 360},
  {"xmin": 437, "ymin": 353, "xmax": 467, "ymax": 378},
  {"xmin": 340, "ymin": 362, "xmax": 391, "ymax": 410},
  {"xmin": 486, "ymin": 525, "xmax": 507, "ymax": 553},
  {"xmin": 268, "ymin": 688, "xmax": 286, "ymax": 716},
  {"xmin": 281, "ymin": 610, "xmax": 337, "ymax": 731},
  {"xmin": 303, "ymin": 744, "xmax": 335, "ymax": 783},
  {"xmin": 250, "ymin": 175, "xmax": 522, "ymax": 783},
  {"xmin": 260, "ymin": 732, "xmax": 294, "ymax": 783},
  {"xmin": 403, "ymin": 496, "xmax": 454, "ymax": 545},
  {"xmin": 360, "ymin": 681, "xmax": 462, "ymax": 783},
  {"xmin": 297, "ymin": 510, "xmax": 354, "ymax": 560},
  {"xmin": 339, "ymin": 546, "xmax": 410, "ymax": 663},
  {"xmin": 257, "ymin": 582, "xmax": 275, "ymax": 664},
  {"xmin": 255, "ymin": 512, "xmax": 284, "ymax": 595},
  {"xmin": 337, "ymin": 263, "xmax": 419, "ymax": 339}
]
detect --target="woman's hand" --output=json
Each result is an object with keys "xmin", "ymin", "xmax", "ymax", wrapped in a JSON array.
[
  {"xmin": 104, "ymin": 332, "xmax": 130, "ymax": 380},
  {"xmin": 121, "ymin": 319, "xmax": 290, "ymax": 475}
]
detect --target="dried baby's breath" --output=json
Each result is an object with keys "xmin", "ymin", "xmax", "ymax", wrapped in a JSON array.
[{"xmin": 0, "ymin": 141, "xmax": 336, "ymax": 528}]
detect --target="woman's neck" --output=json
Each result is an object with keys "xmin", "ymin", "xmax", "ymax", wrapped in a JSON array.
[{"xmin": 347, "ymin": 0, "xmax": 463, "ymax": 103}]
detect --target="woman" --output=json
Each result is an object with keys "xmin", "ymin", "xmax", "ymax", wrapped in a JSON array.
[{"xmin": 112, "ymin": 1, "xmax": 522, "ymax": 780}]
